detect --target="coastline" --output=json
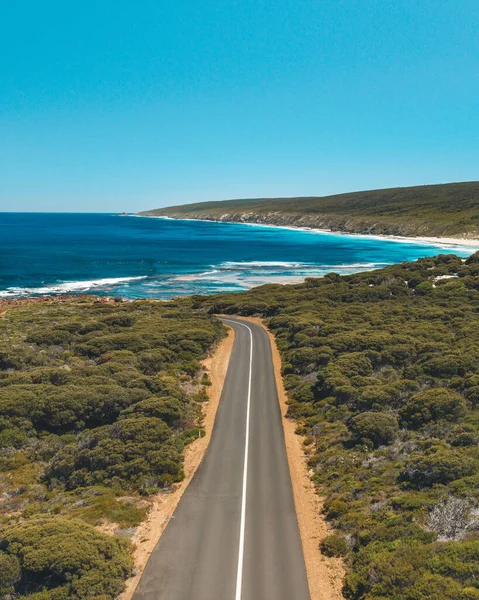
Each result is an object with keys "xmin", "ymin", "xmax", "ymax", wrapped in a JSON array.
[{"xmin": 135, "ymin": 214, "xmax": 479, "ymax": 250}]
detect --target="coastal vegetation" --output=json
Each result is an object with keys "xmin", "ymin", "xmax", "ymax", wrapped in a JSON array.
[
  {"xmin": 0, "ymin": 297, "xmax": 224, "ymax": 599},
  {"xmin": 141, "ymin": 181, "xmax": 479, "ymax": 238},
  {"xmin": 191, "ymin": 251, "xmax": 479, "ymax": 600}
]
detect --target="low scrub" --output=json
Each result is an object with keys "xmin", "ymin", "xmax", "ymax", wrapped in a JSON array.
[
  {"xmin": 0, "ymin": 297, "xmax": 225, "ymax": 597},
  {"xmin": 0, "ymin": 516, "xmax": 133, "ymax": 599}
]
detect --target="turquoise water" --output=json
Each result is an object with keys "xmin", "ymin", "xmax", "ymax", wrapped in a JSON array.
[{"xmin": 0, "ymin": 213, "xmax": 474, "ymax": 299}]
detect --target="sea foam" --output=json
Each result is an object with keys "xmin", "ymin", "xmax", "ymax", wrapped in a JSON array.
[{"xmin": 0, "ymin": 276, "xmax": 148, "ymax": 298}]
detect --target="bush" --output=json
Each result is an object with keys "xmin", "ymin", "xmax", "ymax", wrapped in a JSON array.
[
  {"xmin": 356, "ymin": 386, "xmax": 394, "ymax": 410},
  {"xmin": 46, "ymin": 415, "xmax": 186, "ymax": 490},
  {"xmin": 423, "ymin": 355, "xmax": 462, "ymax": 378},
  {"xmin": 324, "ymin": 499, "xmax": 349, "ymax": 520},
  {"xmin": 401, "ymin": 450, "xmax": 477, "ymax": 488},
  {"xmin": 345, "ymin": 543, "xmax": 465, "ymax": 600},
  {"xmin": 349, "ymin": 411, "xmax": 399, "ymax": 448},
  {"xmin": 287, "ymin": 347, "xmax": 322, "ymax": 372},
  {"xmin": 101, "ymin": 314, "xmax": 135, "ymax": 327},
  {"xmin": 416, "ymin": 281, "xmax": 435, "ymax": 295},
  {"xmin": 450, "ymin": 425, "xmax": 478, "ymax": 447},
  {"xmin": 0, "ymin": 551, "xmax": 21, "ymax": 595},
  {"xmin": 320, "ymin": 534, "xmax": 349, "ymax": 557},
  {"xmin": 464, "ymin": 386, "xmax": 479, "ymax": 407},
  {"xmin": 0, "ymin": 516, "xmax": 133, "ymax": 599},
  {"xmin": 400, "ymin": 389, "xmax": 467, "ymax": 429},
  {"xmin": 335, "ymin": 353, "xmax": 373, "ymax": 377},
  {"xmin": 121, "ymin": 396, "xmax": 186, "ymax": 427},
  {"xmin": 431, "ymin": 540, "xmax": 479, "ymax": 588}
]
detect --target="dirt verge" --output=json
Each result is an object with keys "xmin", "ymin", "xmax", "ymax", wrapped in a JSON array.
[
  {"xmin": 119, "ymin": 326, "xmax": 235, "ymax": 600},
  {"xmin": 236, "ymin": 316, "xmax": 345, "ymax": 600}
]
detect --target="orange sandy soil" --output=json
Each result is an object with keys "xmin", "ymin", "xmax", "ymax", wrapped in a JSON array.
[
  {"xmin": 119, "ymin": 326, "xmax": 235, "ymax": 600},
  {"xmin": 234, "ymin": 316, "xmax": 346, "ymax": 600}
]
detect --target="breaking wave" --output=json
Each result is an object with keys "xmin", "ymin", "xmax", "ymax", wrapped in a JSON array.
[
  {"xmin": 0, "ymin": 276, "xmax": 148, "ymax": 298},
  {"xmin": 219, "ymin": 261, "xmax": 307, "ymax": 268}
]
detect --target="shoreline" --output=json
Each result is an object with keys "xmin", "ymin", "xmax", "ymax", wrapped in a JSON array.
[{"xmin": 134, "ymin": 214, "xmax": 479, "ymax": 250}]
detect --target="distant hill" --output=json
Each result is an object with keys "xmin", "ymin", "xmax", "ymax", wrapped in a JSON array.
[{"xmin": 139, "ymin": 181, "xmax": 479, "ymax": 238}]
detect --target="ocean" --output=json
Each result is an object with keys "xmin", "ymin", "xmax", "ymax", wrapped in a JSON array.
[{"xmin": 0, "ymin": 213, "xmax": 474, "ymax": 300}]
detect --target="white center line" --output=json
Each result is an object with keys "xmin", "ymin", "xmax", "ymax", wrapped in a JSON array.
[{"xmin": 223, "ymin": 319, "xmax": 253, "ymax": 600}]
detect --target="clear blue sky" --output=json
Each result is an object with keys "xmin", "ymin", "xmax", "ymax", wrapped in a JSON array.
[{"xmin": 1, "ymin": 0, "xmax": 478, "ymax": 212}]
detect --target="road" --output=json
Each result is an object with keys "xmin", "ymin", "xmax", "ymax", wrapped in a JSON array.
[{"xmin": 132, "ymin": 317, "xmax": 310, "ymax": 600}]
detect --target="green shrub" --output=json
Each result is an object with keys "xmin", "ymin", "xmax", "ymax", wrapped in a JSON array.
[
  {"xmin": 464, "ymin": 386, "xmax": 479, "ymax": 407},
  {"xmin": 101, "ymin": 314, "xmax": 135, "ymax": 327},
  {"xmin": 356, "ymin": 386, "xmax": 394, "ymax": 410},
  {"xmin": 349, "ymin": 411, "xmax": 399, "ymax": 448},
  {"xmin": 121, "ymin": 396, "xmax": 186, "ymax": 427},
  {"xmin": 46, "ymin": 417, "xmax": 182, "ymax": 490},
  {"xmin": 0, "ymin": 516, "xmax": 133, "ymax": 599},
  {"xmin": 430, "ymin": 540, "xmax": 479, "ymax": 586},
  {"xmin": 320, "ymin": 534, "xmax": 349, "ymax": 557},
  {"xmin": 400, "ymin": 450, "xmax": 477, "ymax": 487},
  {"xmin": 423, "ymin": 355, "xmax": 462, "ymax": 378},
  {"xmin": 0, "ymin": 551, "xmax": 21, "ymax": 595},
  {"xmin": 324, "ymin": 499, "xmax": 349, "ymax": 520},
  {"xmin": 416, "ymin": 281, "xmax": 435, "ymax": 295},
  {"xmin": 450, "ymin": 425, "xmax": 478, "ymax": 447},
  {"xmin": 400, "ymin": 388, "xmax": 467, "ymax": 429}
]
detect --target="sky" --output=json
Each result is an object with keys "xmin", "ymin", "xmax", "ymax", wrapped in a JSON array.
[{"xmin": 1, "ymin": 0, "xmax": 478, "ymax": 213}]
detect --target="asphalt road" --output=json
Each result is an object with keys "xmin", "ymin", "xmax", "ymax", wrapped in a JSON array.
[{"xmin": 132, "ymin": 317, "xmax": 310, "ymax": 600}]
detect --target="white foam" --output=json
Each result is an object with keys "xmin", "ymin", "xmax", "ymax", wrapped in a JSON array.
[
  {"xmin": 160, "ymin": 260, "xmax": 392, "ymax": 291},
  {"xmin": 173, "ymin": 270, "xmax": 221, "ymax": 281},
  {"xmin": 217, "ymin": 260, "xmax": 388, "ymax": 271},
  {"xmin": 0, "ymin": 276, "xmax": 148, "ymax": 298},
  {"xmin": 219, "ymin": 261, "xmax": 308, "ymax": 269},
  {"xmin": 323, "ymin": 262, "xmax": 389, "ymax": 269}
]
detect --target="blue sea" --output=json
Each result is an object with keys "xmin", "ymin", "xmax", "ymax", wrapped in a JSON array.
[{"xmin": 0, "ymin": 213, "xmax": 475, "ymax": 300}]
